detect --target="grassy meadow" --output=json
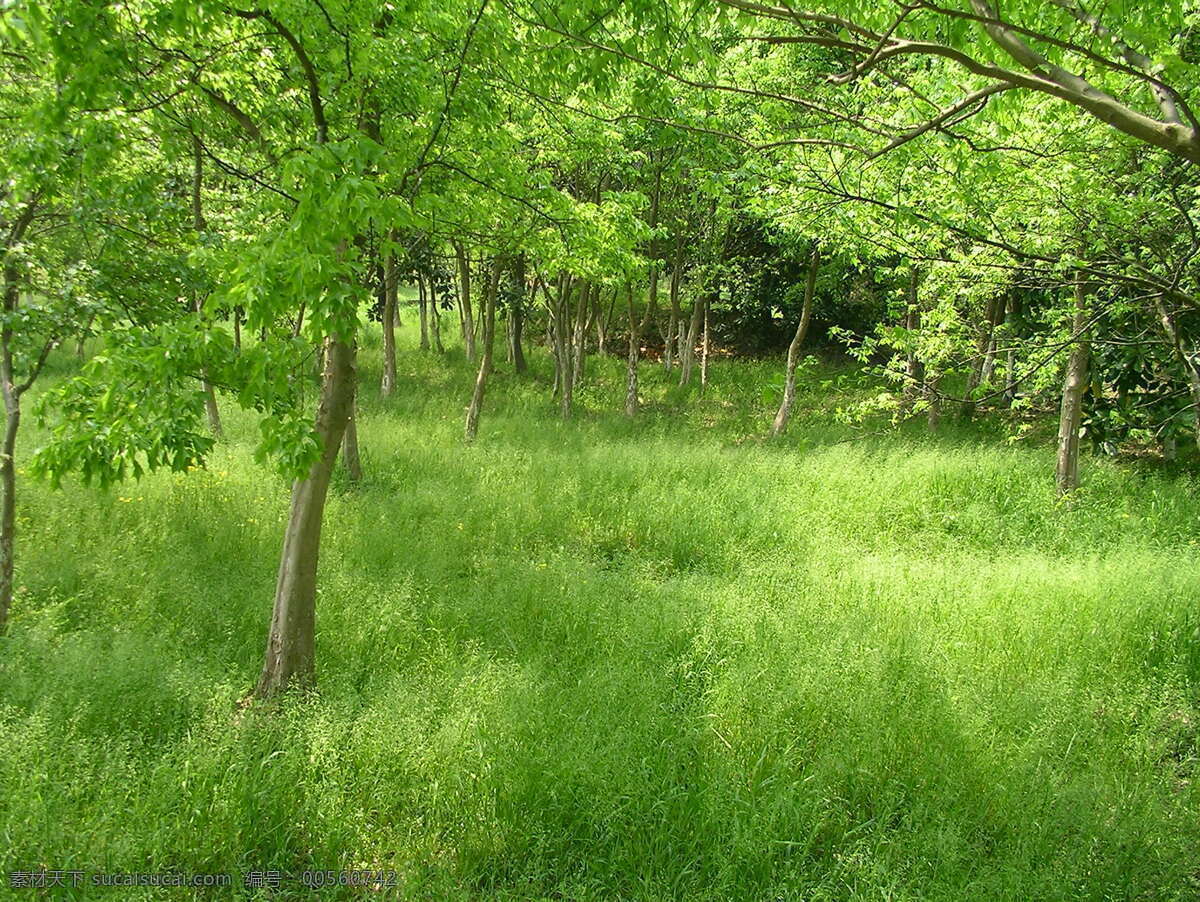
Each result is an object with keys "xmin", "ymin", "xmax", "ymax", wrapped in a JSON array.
[{"xmin": 1, "ymin": 312, "xmax": 1198, "ymax": 900}]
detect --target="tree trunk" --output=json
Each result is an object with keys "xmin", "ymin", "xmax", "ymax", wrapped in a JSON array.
[
  {"xmin": 430, "ymin": 281, "xmax": 444, "ymax": 353},
  {"xmin": 771, "ymin": 247, "xmax": 819, "ymax": 436},
  {"xmin": 417, "ymin": 274, "xmax": 430, "ymax": 352},
  {"xmin": 381, "ymin": 253, "xmax": 398, "ymax": 396},
  {"xmin": 597, "ymin": 287, "xmax": 616, "ymax": 356},
  {"xmin": 572, "ymin": 280, "xmax": 590, "ymax": 390},
  {"xmin": 679, "ymin": 296, "xmax": 705, "ymax": 387},
  {"xmin": 455, "ymin": 242, "xmax": 475, "ymax": 363},
  {"xmin": 1056, "ymin": 278, "xmax": 1091, "ymax": 496},
  {"xmin": 624, "ymin": 283, "xmax": 639, "ymax": 417},
  {"xmin": 700, "ymin": 295, "xmax": 710, "ymax": 389},
  {"xmin": 557, "ymin": 276, "xmax": 574, "ymax": 418},
  {"xmin": 0, "ymin": 399, "xmax": 16, "ymax": 635},
  {"xmin": 961, "ymin": 293, "xmax": 1004, "ymax": 420},
  {"xmin": 664, "ymin": 234, "xmax": 684, "ymax": 372},
  {"xmin": 465, "ymin": 258, "xmax": 502, "ymax": 442},
  {"xmin": 1003, "ymin": 294, "xmax": 1021, "ymax": 406},
  {"xmin": 926, "ymin": 374, "xmax": 943, "ymax": 430},
  {"xmin": 903, "ymin": 269, "xmax": 925, "ymax": 408},
  {"xmin": 1153, "ymin": 296, "xmax": 1200, "ymax": 452},
  {"xmin": 511, "ymin": 254, "xmax": 528, "ymax": 374},
  {"xmin": 255, "ymin": 336, "xmax": 356, "ymax": 698}
]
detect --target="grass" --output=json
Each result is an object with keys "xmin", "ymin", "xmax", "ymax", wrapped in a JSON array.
[{"xmin": 0, "ymin": 312, "xmax": 1198, "ymax": 899}]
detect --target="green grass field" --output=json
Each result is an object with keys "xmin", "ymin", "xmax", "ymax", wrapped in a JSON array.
[{"xmin": 1, "ymin": 315, "xmax": 1198, "ymax": 899}]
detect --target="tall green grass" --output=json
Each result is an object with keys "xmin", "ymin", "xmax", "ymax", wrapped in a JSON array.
[{"xmin": 0, "ymin": 318, "xmax": 1197, "ymax": 899}]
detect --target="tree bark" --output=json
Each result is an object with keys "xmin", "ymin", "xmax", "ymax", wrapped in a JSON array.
[
  {"xmin": 1056, "ymin": 278, "xmax": 1091, "ymax": 496},
  {"xmin": 0, "ymin": 396, "xmax": 17, "ymax": 636},
  {"xmin": 624, "ymin": 283, "xmax": 640, "ymax": 416},
  {"xmin": 465, "ymin": 257, "xmax": 502, "ymax": 442},
  {"xmin": 961, "ymin": 293, "xmax": 1005, "ymax": 420},
  {"xmin": 417, "ymin": 274, "xmax": 430, "ymax": 352},
  {"xmin": 429, "ymin": 279, "xmax": 444, "ymax": 353},
  {"xmin": 700, "ymin": 295, "xmax": 710, "ymax": 388},
  {"xmin": 511, "ymin": 254, "xmax": 528, "ymax": 374},
  {"xmin": 572, "ymin": 280, "xmax": 590, "ymax": 390},
  {"xmin": 664, "ymin": 234, "xmax": 684, "ymax": 372},
  {"xmin": 255, "ymin": 336, "xmax": 356, "ymax": 698},
  {"xmin": 771, "ymin": 247, "xmax": 819, "ymax": 436},
  {"xmin": 679, "ymin": 296, "xmax": 705, "ymax": 387},
  {"xmin": 903, "ymin": 268, "xmax": 925, "ymax": 408},
  {"xmin": 454, "ymin": 242, "xmax": 475, "ymax": 363},
  {"xmin": 1153, "ymin": 296, "xmax": 1200, "ymax": 452},
  {"xmin": 381, "ymin": 251, "xmax": 398, "ymax": 396}
]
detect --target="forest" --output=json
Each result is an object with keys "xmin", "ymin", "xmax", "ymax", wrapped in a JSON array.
[{"xmin": 1, "ymin": 0, "xmax": 1199, "ymax": 898}]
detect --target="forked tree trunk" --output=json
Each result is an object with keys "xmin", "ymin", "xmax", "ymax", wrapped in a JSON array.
[
  {"xmin": 465, "ymin": 258, "xmax": 502, "ymax": 442},
  {"xmin": 255, "ymin": 336, "xmax": 356, "ymax": 698},
  {"xmin": 381, "ymin": 253, "xmax": 398, "ymax": 396},
  {"xmin": 771, "ymin": 247, "xmax": 819, "ymax": 436},
  {"xmin": 1056, "ymin": 278, "xmax": 1091, "ymax": 496},
  {"xmin": 455, "ymin": 242, "xmax": 475, "ymax": 363},
  {"xmin": 678, "ymin": 297, "xmax": 704, "ymax": 387}
]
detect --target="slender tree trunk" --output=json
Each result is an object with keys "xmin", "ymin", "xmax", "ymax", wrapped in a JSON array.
[
  {"xmin": 430, "ymin": 280, "xmax": 444, "ymax": 353},
  {"xmin": 700, "ymin": 295, "xmax": 710, "ymax": 389},
  {"xmin": 455, "ymin": 242, "xmax": 475, "ymax": 363},
  {"xmin": 0, "ymin": 206, "xmax": 37, "ymax": 636},
  {"xmin": 417, "ymin": 274, "xmax": 430, "ymax": 352},
  {"xmin": 255, "ymin": 336, "xmax": 356, "ymax": 698},
  {"xmin": 926, "ymin": 374, "xmax": 943, "ymax": 430},
  {"xmin": 0, "ymin": 396, "xmax": 16, "ymax": 636},
  {"xmin": 193, "ymin": 295, "xmax": 224, "ymax": 440},
  {"xmin": 558, "ymin": 276, "xmax": 574, "ymax": 418},
  {"xmin": 771, "ymin": 247, "xmax": 819, "ymax": 436},
  {"xmin": 381, "ymin": 254, "xmax": 398, "ymax": 397},
  {"xmin": 624, "ymin": 283, "xmax": 639, "ymax": 417},
  {"xmin": 572, "ymin": 281, "xmax": 591, "ymax": 390},
  {"xmin": 679, "ymin": 296, "xmax": 705, "ymax": 387},
  {"xmin": 597, "ymin": 287, "xmax": 616, "ymax": 356},
  {"xmin": 511, "ymin": 255, "xmax": 528, "ymax": 374},
  {"xmin": 903, "ymin": 269, "xmax": 925, "ymax": 408},
  {"xmin": 76, "ymin": 312, "xmax": 95, "ymax": 359},
  {"xmin": 961, "ymin": 293, "xmax": 1004, "ymax": 420},
  {"xmin": 1153, "ymin": 296, "xmax": 1200, "ymax": 452},
  {"xmin": 1056, "ymin": 278, "xmax": 1091, "ymax": 496},
  {"xmin": 1003, "ymin": 295, "xmax": 1020, "ymax": 406},
  {"xmin": 190, "ymin": 138, "xmax": 223, "ymax": 440},
  {"xmin": 664, "ymin": 234, "xmax": 683, "ymax": 372},
  {"xmin": 465, "ymin": 258, "xmax": 502, "ymax": 441}
]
